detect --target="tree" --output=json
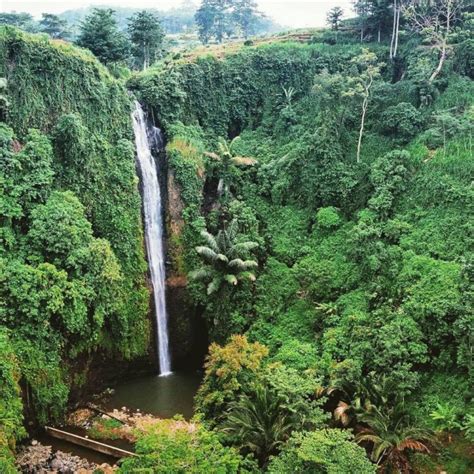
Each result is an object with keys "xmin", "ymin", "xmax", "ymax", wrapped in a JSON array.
[
  {"xmin": 368, "ymin": 0, "xmax": 391, "ymax": 43},
  {"xmin": 355, "ymin": 403, "xmax": 434, "ymax": 471},
  {"xmin": 233, "ymin": 0, "xmax": 261, "ymax": 39},
  {"xmin": 389, "ymin": 0, "xmax": 403, "ymax": 58},
  {"xmin": 0, "ymin": 12, "xmax": 38, "ymax": 32},
  {"xmin": 353, "ymin": 0, "xmax": 371, "ymax": 41},
  {"xmin": 404, "ymin": 0, "xmax": 464, "ymax": 82},
  {"xmin": 205, "ymin": 136, "xmax": 257, "ymax": 200},
  {"xmin": 268, "ymin": 429, "xmax": 376, "ymax": 474},
  {"xmin": 76, "ymin": 8, "xmax": 130, "ymax": 64},
  {"xmin": 39, "ymin": 13, "xmax": 70, "ymax": 39},
  {"xmin": 223, "ymin": 384, "xmax": 295, "ymax": 466},
  {"xmin": 327, "ymin": 6, "xmax": 344, "ymax": 31},
  {"xmin": 128, "ymin": 11, "xmax": 165, "ymax": 70},
  {"xmin": 195, "ymin": 0, "xmax": 232, "ymax": 43},
  {"xmin": 190, "ymin": 219, "xmax": 258, "ymax": 295},
  {"xmin": 346, "ymin": 49, "xmax": 383, "ymax": 163},
  {"xmin": 118, "ymin": 418, "xmax": 247, "ymax": 473},
  {"xmin": 195, "ymin": 335, "xmax": 269, "ymax": 422}
]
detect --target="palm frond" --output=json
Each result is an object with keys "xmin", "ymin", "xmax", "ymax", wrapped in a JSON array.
[
  {"xmin": 196, "ymin": 246, "xmax": 218, "ymax": 262},
  {"xmin": 228, "ymin": 219, "xmax": 239, "ymax": 241},
  {"xmin": 397, "ymin": 439, "xmax": 430, "ymax": 453},
  {"xmin": 229, "ymin": 135, "xmax": 242, "ymax": 151},
  {"xmin": 229, "ymin": 258, "xmax": 258, "ymax": 271},
  {"xmin": 224, "ymin": 274, "xmax": 238, "ymax": 286},
  {"xmin": 207, "ymin": 277, "xmax": 222, "ymax": 295},
  {"xmin": 238, "ymin": 271, "xmax": 256, "ymax": 282},
  {"xmin": 232, "ymin": 241, "xmax": 259, "ymax": 254},
  {"xmin": 200, "ymin": 230, "xmax": 219, "ymax": 252},
  {"xmin": 189, "ymin": 267, "xmax": 213, "ymax": 281},
  {"xmin": 334, "ymin": 401, "xmax": 351, "ymax": 426},
  {"xmin": 216, "ymin": 253, "xmax": 229, "ymax": 263},
  {"xmin": 204, "ymin": 151, "xmax": 221, "ymax": 161},
  {"xmin": 232, "ymin": 156, "xmax": 257, "ymax": 166}
]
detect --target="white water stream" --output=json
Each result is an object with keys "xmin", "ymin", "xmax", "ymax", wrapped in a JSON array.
[{"xmin": 132, "ymin": 101, "xmax": 171, "ymax": 375}]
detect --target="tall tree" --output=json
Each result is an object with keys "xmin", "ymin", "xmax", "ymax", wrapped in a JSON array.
[
  {"xmin": 76, "ymin": 8, "xmax": 130, "ymax": 64},
  {"xmin": 368, "ymin": 0, "xmax": 391, "ymax": 43},
  {"xmin": 327, "ymin": 7, "xmax": 344, "ymax": 42},
  {"xmin": 195, "ymin": 0, "xmax": 232, "ymax": 43},
  {"xmin": 389, "ymin": 0, "xmax": 403, "ymax": 59},
  {"xmin": 404, "ymin": 0, "xmax": 464, "ymax": 82},
  {"xmin": 0, "ymin": 12, "xmax": 38, "ymax": 32},
  {"xmin": 347, "ymin": 49, "xmax": 383, "ymax": 163},
  {"xmin": 353, "ymin": 0, "xmax": 371, "ymax": 41},
  {"xmin": 39, "ymin": 13, "xmax": 70, "ymax": 40},
  {"xmin": 128, "ymin": 11, "xmax": 165, "ymax": 70},
  {"xmin": 233, "ymin": 0, "xmax": 260, "ymax": 39}
]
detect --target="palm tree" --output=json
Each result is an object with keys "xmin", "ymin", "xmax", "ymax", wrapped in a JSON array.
[
  {"xmin": 222, "ymin": 384, "xmax": 295, "ymax": 466},
  {"xmin": 321, "ymin": 372, "xmax": 397, "ymax": 428},
  {"xmin": 204, "ymin": 137, "xmax": 256, "ymax": 199},
  {"xmin": 355, "ymin": 403, "xmax": 434, "ymax": 473},
  {"xmin": 189, "ymin": 219, "xmax": 258, "ymax": 295}
]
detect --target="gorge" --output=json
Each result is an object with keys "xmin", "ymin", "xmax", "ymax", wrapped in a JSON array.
[{"xmin": 0, "ymin": 12, "xmax": 473, "ymax": 472}]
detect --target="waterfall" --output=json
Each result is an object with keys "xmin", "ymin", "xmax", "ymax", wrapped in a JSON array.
[{"xmin": 132, "ymin": 101, "xmax": 171, "ymax": 376}]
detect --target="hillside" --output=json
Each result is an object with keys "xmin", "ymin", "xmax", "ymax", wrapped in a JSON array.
[{"xmin": 0, "ymin": 9, "xmax": 473, "ymax": 473}]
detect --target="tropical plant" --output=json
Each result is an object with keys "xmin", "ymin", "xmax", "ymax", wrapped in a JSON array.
[
  {"xmin": 355, "ymin": 403, "xmax": 434, "ymax": 472},
  {"xmin": 430, "ymin": 402, "xmax": 461, "ymax": 441},
  {"xmin": 204, "ymin": 136, "xmax": 256, "ymax": 200},
  {"xmin": 323, "ymin": 372, "xmax": 398, "ymax": 428},
  {"xmin": 190, "ymin": 219, "xmax": 258, "ymax": 295},
  {"xmin": 462, "ymin": 413, "xmax": 474, "ymax": 442},
  {"xmin": 267, "ymin": 428, "xmax": 376, "ymax": 474},
  {"xmin": 222, "ymin": 383, "xmax": 295, "ymax": 466}
]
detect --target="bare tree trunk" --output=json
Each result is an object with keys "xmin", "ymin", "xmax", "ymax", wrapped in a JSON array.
[
  {"xmin": 429, "ymin": 0, "xmax": 451, "ymax": 83},
  {"xmin": 393, "ymin": 6, "xmax": 401, "ymax": 58},
  {"xmin": 390, "ymin": 0, "xmax": 397, "ymax": 59},
  {"xmin": 429, "ymin": 43, "xmax": 447, "ymax": 82},
  {"xmin": 357, "ymin": 78, "xmax": 373, "ymax": 163},
  {"xmin": 378, "ymin": 26, "xmax": 381, "ymax": 43}
]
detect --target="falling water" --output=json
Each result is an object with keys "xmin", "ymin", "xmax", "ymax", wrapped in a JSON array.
[{"xmin": 132, "ymin": 101, "xmax": 171, "ymax": 376}]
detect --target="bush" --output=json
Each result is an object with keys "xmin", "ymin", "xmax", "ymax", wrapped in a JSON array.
[
  {"xmin": 118, "ymin": 418, "xmax": 249, "ymax": 473},
  {"xmin": 267, "ymin": 429, "xmax": 376, "ymax": 474},
  {"xmin": 381, "ymin": 102, "xmax": 424, "ymax": 142}
]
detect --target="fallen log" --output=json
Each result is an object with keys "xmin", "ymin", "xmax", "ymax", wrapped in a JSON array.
[{"xmin": 44, "ymin": 426, "xmax": 136, "ymax": 459}]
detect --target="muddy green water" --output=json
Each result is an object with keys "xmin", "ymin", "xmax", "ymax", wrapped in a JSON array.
[{"xmin": 106, "ymin": 371, "xmax": 202, "ymax": 419}]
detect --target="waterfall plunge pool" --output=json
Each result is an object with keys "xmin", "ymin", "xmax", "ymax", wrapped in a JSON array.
[{"xmin": 105, "ymin": 371, "xmax": 203, "ymax": 419}]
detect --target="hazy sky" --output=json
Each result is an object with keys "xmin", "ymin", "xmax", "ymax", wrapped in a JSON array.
[{"xmin": 1, "ymin": 0, "xmax": 354, "ymax": 28}]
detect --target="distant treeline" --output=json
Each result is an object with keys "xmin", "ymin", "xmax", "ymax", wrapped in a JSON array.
[{"xmin": 0, "ymin": 1, "xmax": 282, "ymax": 40}]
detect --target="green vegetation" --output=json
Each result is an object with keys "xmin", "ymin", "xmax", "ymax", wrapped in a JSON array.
[
  {"xmin": 118, "ymin": 417, "xmax": 251, "ymax": 473},
  {"xmin": 129, "ymin": 4, "xmax": 473, "ymax": 469},
  {"xmin": 0, "ymin": 0, "xmax": 472, "ymax": 471},
  {"xmin": 0, "ymin": 26, "xmax": 149, "ymax": 464}
]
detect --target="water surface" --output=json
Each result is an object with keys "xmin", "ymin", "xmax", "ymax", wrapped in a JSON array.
[{"xmin": 106, "ymin": 371, "xmax": 202, "ymax": 419}]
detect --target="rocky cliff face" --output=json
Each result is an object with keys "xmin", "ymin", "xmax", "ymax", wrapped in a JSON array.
[{"xmin": 166, "ymin": 168, "xmax": 208, "ymax": 370}]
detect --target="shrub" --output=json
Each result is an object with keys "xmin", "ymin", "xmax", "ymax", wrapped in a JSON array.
[{"xmin": 381, "ymin": 102, "xmax": 424, "ymax": 142}]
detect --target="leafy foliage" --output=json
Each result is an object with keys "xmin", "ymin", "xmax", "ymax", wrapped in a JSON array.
[
  {"xmin": 190, "ymin": 219, "xmax": 258, "ymax": 295},
  {"xmin": 268, "ymin": 429, "xmax": 376, "ymax": 474},
  {"xmin": 118, "ymin": 418, "xmax": 249, "ymax": 473}
]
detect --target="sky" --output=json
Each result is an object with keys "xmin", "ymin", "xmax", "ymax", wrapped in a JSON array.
[{"xmin": 0, "ymin": 0, "xmax": 354, "ymax": 28}]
